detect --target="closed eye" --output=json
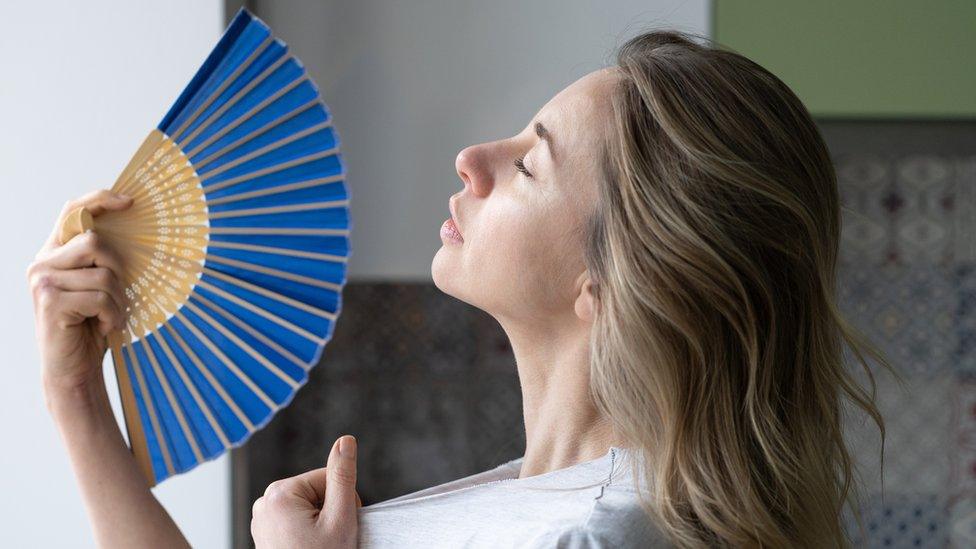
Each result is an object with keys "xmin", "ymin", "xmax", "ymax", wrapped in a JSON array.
[{"xmin": 514, "ymin": 156, "xmax": 534, "ymax": 178}]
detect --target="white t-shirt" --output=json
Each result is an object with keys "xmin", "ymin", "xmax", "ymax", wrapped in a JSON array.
[{"xmin": 357, "ymin": 446, "xmax": 672, "ymax": 547}]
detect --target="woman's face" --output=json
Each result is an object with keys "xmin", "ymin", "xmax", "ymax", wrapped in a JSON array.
[{"xmin": 431, "ymin": 68, "xmax": 618, "ymax": 325}]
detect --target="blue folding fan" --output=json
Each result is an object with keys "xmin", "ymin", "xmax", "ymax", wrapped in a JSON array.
[{"xmin": 56, "ymin": 8, "xmax": 349, "ymax": 487}]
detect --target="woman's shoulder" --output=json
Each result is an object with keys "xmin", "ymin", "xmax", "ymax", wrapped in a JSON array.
[
  {"xmin": 516, "ymin": 447, "xmax": 670, "ymax": 548},
  {"xmin": 562, "ymin": 446, "xmax": 670, "ymax": 547},
  {"xmin": 519, "ymin": 523, "xmax": 671, "ymax": 549},
  {"xmin": 521, "ymin": 494, "xmax": 670, "ymax": 547},
  {"xmin": 517, "ymin": 489, "xmax": 671, "ymax": 548}
]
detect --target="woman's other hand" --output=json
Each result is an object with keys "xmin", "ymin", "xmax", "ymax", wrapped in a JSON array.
[{"xmin": 252, "ymin": 435, "xmax": 362, "ymax": 548}]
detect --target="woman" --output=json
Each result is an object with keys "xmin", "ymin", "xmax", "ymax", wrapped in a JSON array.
[{"xmin": 27, "ymin": 30, "xmax": 892, "ymax": 548}]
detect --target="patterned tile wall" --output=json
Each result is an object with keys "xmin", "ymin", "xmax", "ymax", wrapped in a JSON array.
[{"xmin": 829, "ymin": 121, "xmax": 976, "ymax": 549}]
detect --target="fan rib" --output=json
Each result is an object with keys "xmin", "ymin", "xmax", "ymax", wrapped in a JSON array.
[
  {"xmin": 196, "ymin": 278, "xmax": 327, "ymax": 342},
  {"xmin": 151, "ymin": 331, "xmax": 232, "ymax": 448},
  {"xmin": 192, "ymin": 291, "xmax": 312, "ymax": 373},
  {"xmin": 112, "ymin": 132, "xmax": 166, "ymax": 196},
  {"xmin": 207, "ymin": 240, "xmax": 346, "ymax": 263},
  {"xmin": 116, "ymin": 261, "xmax": 172, "ymax": 338},
  {"xmin": 183, "ymin": 299, "xmax": 301, "ymax": 389},
  {"xmin": 139, "ymin": 338, "xmax": 206, "ymax": 464},
  {"xmin": 210, "ymin": 227, "xmax": 349, "ymax": 236},
  {"xmin": 121, "ymin": 140, "xmax": 184, "ymax": 201},
  {"xmin": 206, "ymin": 254, "xmax": 342, "ymax": 292},
  {"xmin": 172, "ymin": 310, "xmax": 278, "ymax": 410},
  {"xmin": 121, "ymin": 235, "xmax": 207, "ymax": 261},
  {"xmin": 203, "ymin": 267, "xmax": 336, "ymax": 320},
  {"xmin": 123, "ymin": 164, "xmax": 198, "ymax": 205},
  {"xmin": 194, "ymin": 120, "xmax": 332, "ymax": 175},
  {"xmin": 202, "ymin": 147, "xmax": 340, "ymax": 194},
  {"xmin": 112, "ymin": 242, "xmax": 203, "ymax": 339},
  {"xmin": 162, "ymin": 323, "xmax": 256, "ymax": 432},
  {"xmin": 204, "ymin": 173, "xmax": 342, "ymax": 207},
  {"xmin": 186, "ymin": 84, "xmax": 318, "ymax": 161},
  {"xmin": 124, "ymin": 341, "xmax": 176, "ymax": 478},
  {"xmin": 176, "ymin": 54, "xmax": 295, "ymax": 147},
  {"xmin": 115, "ymin": 164, "xmax": 199, "ymax": 211},
  {"xmin": 169, "ymin": 35, "xmax": 277, "ymax": 144},
  {"xmin": 208, "ymin": 198, "xmax": 347, "ymax": 219},
  {"xmin": 119, "ymin": 220, "xmax": 203, "ymax": 255}
]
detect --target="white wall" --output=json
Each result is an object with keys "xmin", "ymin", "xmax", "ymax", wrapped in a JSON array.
[
  {"xmin": 0, "ymin": 1, "xmax": 229, "ymax": 547},
  {"xmin": 252, "ymin": 0, "xmax": 711, "ymax": 280}
]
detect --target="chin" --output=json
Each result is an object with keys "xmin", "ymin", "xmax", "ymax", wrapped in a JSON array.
[
  {"xmin": 431, "ymin": 245, "xmax": 472, "ymax": 305},
  {"xmin": 430, "ymin": 245, "xmax": 455, "ymax": 294}
]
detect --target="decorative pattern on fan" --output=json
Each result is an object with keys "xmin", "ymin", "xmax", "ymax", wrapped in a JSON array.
[{"xmin": 56, "ymin": 8, "xmax": 349, "ymax": 486}]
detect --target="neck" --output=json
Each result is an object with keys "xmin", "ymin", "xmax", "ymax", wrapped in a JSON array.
[{"xmin": 497, "ymin": 312, "xmax": 620, "ymax": 479}]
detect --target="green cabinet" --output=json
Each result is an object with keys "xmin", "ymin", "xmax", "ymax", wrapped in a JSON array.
[{"xmin": 713, "ymin": 0, "xmax": 976, "ymax": 118}]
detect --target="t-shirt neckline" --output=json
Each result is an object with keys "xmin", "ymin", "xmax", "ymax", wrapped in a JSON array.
[
  {"xmin": 493, "ymin": 445, "xmax": 625, "ymax": 487},
  {"xmin": 360, "ymin": 446, "xmax": 627, "ymax": 510}
]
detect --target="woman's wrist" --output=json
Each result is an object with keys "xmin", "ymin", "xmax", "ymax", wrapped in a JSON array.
[{"xmin": 43, "ymin": 369, "xmax": 112, "ymax": 427}]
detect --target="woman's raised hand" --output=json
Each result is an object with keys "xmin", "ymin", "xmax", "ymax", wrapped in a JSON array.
[
  {"xmin": 26, "ymin": 189, "xmax": 133, "ymax": 397},
  {"xmin": 25, "ymin": 189, "xmax": 194, "ymax": 548}
]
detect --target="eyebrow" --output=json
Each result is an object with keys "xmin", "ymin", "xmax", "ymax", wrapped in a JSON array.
[{"xmin": 535, "ymin": 121, "xmax": 555, "ymax": 160}]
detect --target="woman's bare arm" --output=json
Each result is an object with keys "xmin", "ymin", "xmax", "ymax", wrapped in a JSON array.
[
  {"xmin": 29, "ymin": 190, "xmax": 191, "ymax": 548},
  {"xmin": 45, "ymin": 374, "xmax": 191, "ymax": 549}
]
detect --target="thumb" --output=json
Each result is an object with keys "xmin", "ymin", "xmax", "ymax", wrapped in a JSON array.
[
  {"xmin": 45, "ymin": 190, "xmax": 134, "ymax": 249},
  {"xmin": 321, "ymin": 435, "xmax": 358, "ymax": 530}
]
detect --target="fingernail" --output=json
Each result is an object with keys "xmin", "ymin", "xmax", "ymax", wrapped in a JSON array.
[
  {"xmin": 114, "ymin": 193, "xmax": 132, "ymax": 201},
  {"xmin": 339, "ymin": 435, "xmax": 356, "ymax": 459}
]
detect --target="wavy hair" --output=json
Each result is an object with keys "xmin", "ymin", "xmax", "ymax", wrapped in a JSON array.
[{"xmin": 584, "ymin": 30, "xmax": 900, "ymax": 548}]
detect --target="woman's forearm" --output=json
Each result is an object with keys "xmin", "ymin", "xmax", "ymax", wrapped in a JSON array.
[{"xmin": 46, "ymin": 374, "xmax": 191, "ymax": 549}]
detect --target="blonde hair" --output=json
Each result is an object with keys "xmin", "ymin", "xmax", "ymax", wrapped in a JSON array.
[{"xmin": 584, "ymin": 30, "xmax": 901, "ymax": 548}]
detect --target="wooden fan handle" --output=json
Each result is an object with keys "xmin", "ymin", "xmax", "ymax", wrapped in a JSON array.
[
  {"xmin": 58, "ymin": 206, "xmax": 94, "ymax": 245},
  {"xmin": 56, "ymin": 205, "xmax": 158, "ymax": 488}
]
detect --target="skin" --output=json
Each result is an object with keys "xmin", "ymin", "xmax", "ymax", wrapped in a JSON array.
[
  {"xmin": 432, "ymin": 67, "xmax": 624, "ymax": 477},
  {"xmin": 27, "ymin": 67, "xmax": 622, "ymax": 547}
]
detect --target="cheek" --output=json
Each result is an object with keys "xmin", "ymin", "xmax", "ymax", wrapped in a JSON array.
[
  {"xmin": 465, "ymin": 200, "xmax": 580, "ymax": 307},
  {"xmin": 465, "ymin": 204, "xmax": 536, "ymax": 276}
]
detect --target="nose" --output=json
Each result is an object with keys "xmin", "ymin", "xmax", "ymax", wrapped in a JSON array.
[{"xmin": 455, "ymin": 143, "xmax": 494, "ymax": 198}]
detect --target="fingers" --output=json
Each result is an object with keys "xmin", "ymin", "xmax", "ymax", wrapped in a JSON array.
[
  {"xmin": 43, "ymin": 288, "xmax": 126, "ymax": 337},
  {"xmin": 260, "ymin": 477, "xmax": 317, "ymax": 510},
  {"xmin": 42, "ymin": 189, "xmax": 133, "ymax": 252},
  {"xmin": 321, "ymin": 435, "xmax": 358, "ymax": 530},
  {"xmin": 31, "ymin": 267, "xmax": 127, "ymax": 316},
  {"xmin": 263, "ymin": 462, "xmax": 364, "ymax": 512},
  {"xmin": 39, "ymin": 230, "xmax": 126, "ymax": 276},
  {"xmin": 27, "ymin": 229, "xmax": 130, "ymax": 332},
  {"xmin": 286, "ymin": 466, "xmax": 328, "ymax": 506}
]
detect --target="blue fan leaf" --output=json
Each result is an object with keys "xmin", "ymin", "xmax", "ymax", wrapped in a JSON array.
[{"xmin": 120, "ymin": 6, "xmax": 349, "ymax": 486}]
